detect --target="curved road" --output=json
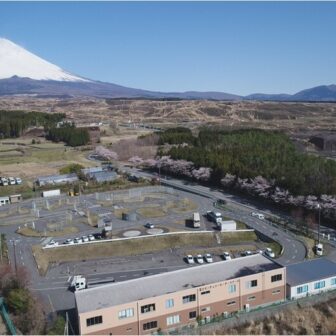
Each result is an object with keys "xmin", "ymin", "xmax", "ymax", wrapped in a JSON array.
[{"xmin": 123, "ymin": 167, "xmax": 307, "ymax": 265}]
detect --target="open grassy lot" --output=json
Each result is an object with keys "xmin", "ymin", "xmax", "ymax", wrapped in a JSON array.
[
  {"xmin": 0, "ymin": 140, "xmax": 94, "ymax": 180},
  {"xmin": 17, "ymin": 226, "xmax": 78, "ymax": 238},
  {"xmin": 137, "ymin": 206, "xmax": 166, "ymax": 218},
  {"xmin": 32, "ymin": 230, "xmax": 258, "ymax": 275}
]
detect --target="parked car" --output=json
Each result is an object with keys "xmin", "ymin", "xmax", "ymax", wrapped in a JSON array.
[
  {"xmin": 93, "ymin": 233, "xmax": 102, "ymax": 240},
  {"xmin": 64, "ymin": 239, "xmax": 74, "ymax": 245},
  {"xmin": 88, "ymin": 234, "xmax": 95, "ymax": 241},
  {"xmin": 74, "ymin": 237, "xmax": 81, "ymax": 244},
  {"xmin": 204, "ymin": 253, "xmax": 213, "ymax": 263},
  {"xmin": 15, "ymin": 177, "xmax": 22, "ymax": 185},
  {"xmin": 242, "ymin": 250, "xmax": 252, "ymax": 256},
  {"xmin": 145, "ymin": 222, "xmax": 154, "ymax": 229},
  {"xmin": 196, "ymin": 254, "xmax": 204, "ymax": 264},
  {"xmin": 265, "ymin": 247, "xmax": 275, "ymax": 258},
  {"xmin": 46, "ymin": 240, "xmax": 59, "ymax": 247},
  {"xmin": 82, "ymin": 236, "xmax": 89, "ymax": 243},
  {"xmin": 1, "ymin": 178, "xmax": 8, "ymax": 186},
  {"xmin": 8, "ymin": 177, "xmax": 16, "ymax": 185},
  {"xmin": 186, "ymin": 255, "xmax": 194, "ymax": 264},
  {"xmin": 223, "ymin": 251, "xmax": 231, "ymax": 260}
]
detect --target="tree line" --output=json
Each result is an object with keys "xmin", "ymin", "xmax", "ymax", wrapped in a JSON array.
[
  {"xmin": 46, "ymin": 123, "xmax": 90, "ymax": 147},
  {"xmin": 159, "ymin": 127, "xmax": 336, "ymax": 196},
  {"xmin": 0, "ymin": 110, "xmax": 65, "ymax": 138}
]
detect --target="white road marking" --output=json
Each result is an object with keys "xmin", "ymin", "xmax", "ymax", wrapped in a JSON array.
[{"xmin": 119, "ymin": 275, "xmax": 126, "ymax": 278}]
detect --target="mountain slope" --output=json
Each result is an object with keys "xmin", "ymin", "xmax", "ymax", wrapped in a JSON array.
[
  {"xmin": 0, "ymin": 37, "xmax": 335, "ymax": 101},
  {"xmin": 291, "ymin": 85, "xmax": 336, "ymax": 101},
  {"xmin": 0, "ymin": 38, "xmax": 89, "ymax": 82}
]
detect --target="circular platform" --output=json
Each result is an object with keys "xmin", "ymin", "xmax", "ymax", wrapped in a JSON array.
[
  {"xmin": 147, "ymin": 228, "xmax": 164, "ymax": 235},
  {"xmin": 123, "ymin": 230, "xmax": 141, "ymax": 237}
]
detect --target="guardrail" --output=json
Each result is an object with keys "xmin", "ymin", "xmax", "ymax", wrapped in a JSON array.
[{"xmin": 0, "ymin": 297, "xmax": 16, "ymax": 335}]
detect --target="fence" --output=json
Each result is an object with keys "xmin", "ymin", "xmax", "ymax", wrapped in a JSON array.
[
  {"xmin": 95, "ymin": 186, "xmax": 176, "ymax": 202},
  {"xmin": 0, "ymin": 297, "xmax": 16, "ymax": 335}
]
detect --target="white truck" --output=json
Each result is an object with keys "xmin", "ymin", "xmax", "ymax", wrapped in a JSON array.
[
  {"xmin": 193, "ymin": 212, "xmax": 201, "ymax": 228},
  {"xmin": 315, "ymin": 243, "xmax": 323, "ymax": 256},
  {"xmin": 41, "ymin": 189, "xmax": 61, "ymax": 198},
  {"xmin": 69, "ymin": 275, "xmax": 87, "ymax": 291}
]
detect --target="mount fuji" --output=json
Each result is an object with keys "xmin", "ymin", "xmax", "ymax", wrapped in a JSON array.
[
  {"xmin": 0, "ymin": 38, "xmax": 240, "ymax": 100},
  {"xmin": 0, "ymin": 38, "xmax": 335, "ymax": 101}
]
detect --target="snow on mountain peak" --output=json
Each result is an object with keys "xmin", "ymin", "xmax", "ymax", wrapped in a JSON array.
[{"xmin": 0, "ymin": 38, "xmax": 90, "ymax": 82}]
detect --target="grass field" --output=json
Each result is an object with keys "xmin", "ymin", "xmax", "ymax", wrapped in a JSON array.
[
  {"xmin": 32, "ymin": 230, "xmax": 258, "ymax": 275},
  {"xmin": 137, "ymin": 206, "xmax": 166, "ymax": 218},
  {"xmin": 17, "ymin": 226, "xmax": 78, "ymax": 238}
]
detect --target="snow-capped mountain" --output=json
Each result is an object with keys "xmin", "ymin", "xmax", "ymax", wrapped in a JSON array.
[
  {"xmin": 0, "ymin": 38, "xmax": 335, "ymax": 101},
  {"xmin": 0, "ymin": 38, "xmax": 89, "ymax": 82}
]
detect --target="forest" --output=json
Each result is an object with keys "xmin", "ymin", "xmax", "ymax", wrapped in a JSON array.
[
  {"xmin": 159, "ymin": 127, "xmax": 336, "ymax": 196},
  {"xmin": 0, "ymin": 110, "xmax": 65, "ymax": 138},
  {"xmin": 46, "ymin": 123, "xmax": 90, "ymax": 147}
]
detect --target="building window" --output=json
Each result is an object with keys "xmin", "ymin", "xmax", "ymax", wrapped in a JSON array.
[
  {"xmin": 314, "ymin": 281, "xmax": 326, "ymax": 290},
  {"xmin": 201, "ymin": 290, "xmax": 210, "ymax": 295},
  {"xmin": 272, "ymin": 289, "xmax": 281, "ymax": 295},
  {"xmin": 228, "ymin": 284, "xmax": 236, "ymax": 293},
  {"xmin": 143, "ymin": 321, "xmax": 157, "ymax": 331},
  {"xmin": 247, "ymin": 296, "xmax": 256, "ymax": 301},
  {"xmin": 227, "ymin": 301, "xmax": 236, "ymax": 306},
  {"xmin": 271, "ymin": 274, "xmax": 283, "ymax": 282},
  {"xmin": 118, "ymin": 308, "xmax": 134, "ymax": 319},
  {"xmin": 86, "ymin": 316, "xmax": 103, "ymax": 327},
  {"xmin": 201, "ymin": 307, "xmax": 210, "ymax": 312},
  {"xmin": 183, "ymin": 294, "xmax": 196, "ymax": 304},
  {"xmin": 331, "ymin": 278, "xmax": 336, "ymax": 286},
  {"xmin": 166, "ymin": 315, "xmax": 180, "ymax": 326},
  {"xmin": 297, "ymin": 285, "xmax": 308, "ymax": 294},
  {"xmin": 165, "ymin": 299, "xmax": 174, "ymax": 309},
  {"xmin": 247, "ymin": 280, "xmax": 258, "ymax": 288},
  {"xmin": 141, "ymin": 303, "xmax": 156, "ymax": 314},
  {"xmin": 189, "ymin": 311, "xmax": 197, "ymax": 319}
]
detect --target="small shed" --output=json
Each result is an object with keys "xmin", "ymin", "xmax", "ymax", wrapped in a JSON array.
[
  {"xmin": 218, "ymin": 220, "xmax": 237, "ymax": 232},
  {"xmin": 9, "ymin": 194, "xmax": 22, "ymax": 203}
]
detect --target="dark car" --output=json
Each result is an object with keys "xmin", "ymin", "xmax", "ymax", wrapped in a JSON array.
[{"xmin": 145, "ymin": 223, "xmax": 155, "ymax": 229}]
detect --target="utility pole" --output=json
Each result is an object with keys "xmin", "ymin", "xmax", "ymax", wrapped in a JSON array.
[{"xmin": 317, "ymin": 203, "xmax": 321, "ymax": 244}]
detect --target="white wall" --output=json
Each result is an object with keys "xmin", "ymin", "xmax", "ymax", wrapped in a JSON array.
[{"xmin": 289, "ymin": 275, "xmax": 336, "ymax": 299}]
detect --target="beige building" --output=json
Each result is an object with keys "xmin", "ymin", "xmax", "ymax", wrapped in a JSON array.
[{"xmin": 76, "ymin": 254, "xmax": 286, "ymax": 335}]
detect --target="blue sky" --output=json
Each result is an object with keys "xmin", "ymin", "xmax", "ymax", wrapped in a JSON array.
[{"xmin": 1, "ymin": 1, "xmax": 336, "ymax": 95}]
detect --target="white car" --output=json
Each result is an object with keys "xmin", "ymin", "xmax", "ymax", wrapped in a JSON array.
[
  {"xmin": 64, "ymin": 239, "xmax": 74, "ymax": 245},
  {"xmin": 8, "ymin": 177, "xmax": 16, "ymax": 185},
  {"xmin": 88, "ymin": 234, "xmax": 95, "ymax": 241},
  {"xmin": 205, "ymin": 253, "xmax": 213, "ymax": 263},
  {"xmin": 223, "ymin": 251, "xmax": 231, "ymax": 260},
  {"xmin": 46, "ymin": 240, "xmax": 59, "ymax": 247},
  {"xmin": 81, "ymin": 236, "xmax": 89, "ymax": 243},
  {"xmin": 265, "ymin": 248, "xmax": 275, "ymax": 258},
  {"xmin": 15, "ymin": 177, "xmax": 22, "ymax": 185},
  {"xmin": 74, "ymin": 237, "xmax": 81, "ymax": 244},
  {"xmin": 186, "ymin": 255, "xmax": 194, "ymax": 264},
  {"xmin": 196, "ymin": 254, "xmax": 204, "ymax": 264},
  {"xmin": 251, "ymin": 212, "xmax": 265, "ymax": 220},
  {"xmin": 242, "ymin": 250, "xmax": 252, "ymax": 256}
]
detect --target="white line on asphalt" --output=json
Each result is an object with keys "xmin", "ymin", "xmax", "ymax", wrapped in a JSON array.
[
  {"xmin": 48, "ymin": 294, "xmax": 55, "ymax": 312},
  {"xmin": 31, "ymin": 286, "xmax": 68, "ymax": 291},
  {"xmin": 119, "ymin": 275, "xmax": 126, "ymax": 278}
]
